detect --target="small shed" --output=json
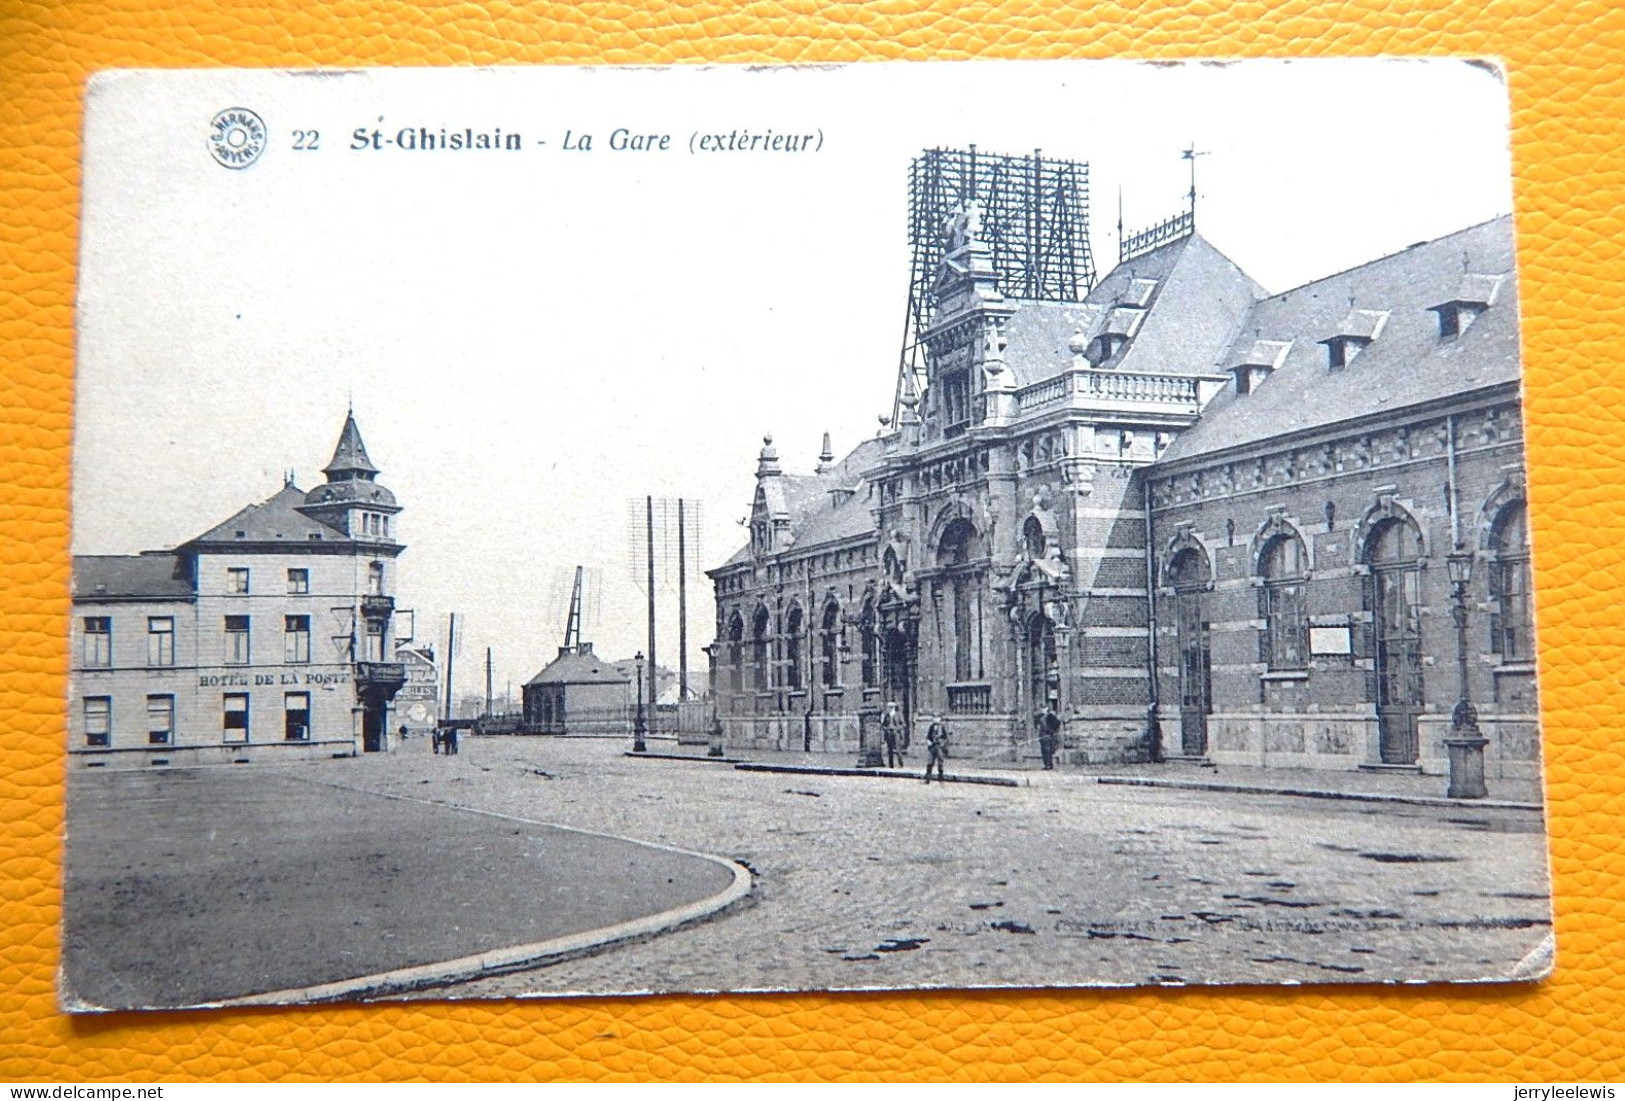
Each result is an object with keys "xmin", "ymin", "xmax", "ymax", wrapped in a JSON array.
[{"xmin": 521, "ymin": 643, "xmax": 632, "ymax": 734}]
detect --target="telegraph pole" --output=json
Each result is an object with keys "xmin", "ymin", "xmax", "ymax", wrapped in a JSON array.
[
  {"xmin": 678, "ymin": 497, "xmax": 689, "ymax": 702},
  {"xmin": 443, "ymin": 612, "xmax": 457, "ymax": 722},
  {"xmin": 485, "ymin": 646, "xmax": 493, "ymax": 720},
  {"xmin": 646, "ymin": 495, "xmax": 657, "ymax": 735}
]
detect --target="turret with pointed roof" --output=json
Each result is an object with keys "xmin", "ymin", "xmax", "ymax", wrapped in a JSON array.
[
  {"xmin": 296, "ymin": 411, "xmax": 402, "ymax": 541},
  {"xmin": 323, "ymin": 410, "xmax": 380, "ymax": 479}
]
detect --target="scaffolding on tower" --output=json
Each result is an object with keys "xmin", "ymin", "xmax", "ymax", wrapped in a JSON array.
[{"xmin": 892, "ymin": 146, "xmax": 1097, "ymax": 427}]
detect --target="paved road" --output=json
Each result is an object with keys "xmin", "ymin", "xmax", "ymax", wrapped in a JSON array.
[
  {"xmin": 341, "ymin": 736, "xmax": 1553, "ymax": 999},
  {"xmin": 62, "ymin": 762, "xmax": 736, "ymax": 1009}
]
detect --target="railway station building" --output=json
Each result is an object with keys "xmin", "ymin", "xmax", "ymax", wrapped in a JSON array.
[{"xmin": 708, "ymin": 150, "xmax": 1536, "ymax": 781}]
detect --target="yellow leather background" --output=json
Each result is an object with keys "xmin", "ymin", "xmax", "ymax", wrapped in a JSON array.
[{"xmin": 3, "ymin": 0, "xmax": 1623, "ymax": 1082}]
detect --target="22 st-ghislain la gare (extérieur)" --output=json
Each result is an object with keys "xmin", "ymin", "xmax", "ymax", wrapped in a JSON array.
[{"xmin": 707, "ymin": 147, "xmax": 1538, "ymax": 782}]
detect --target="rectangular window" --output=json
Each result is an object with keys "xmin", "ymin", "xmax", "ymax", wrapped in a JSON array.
[
  {"xmin": 942, "ymin": 370, "xmax": 971, "ymax": 430},
  {"xmin": 284, "ymin": 692, "xmax": 311, "ymax": 741},
  {"xmin": 147, "ymin": 616, "xmax": 175, "ymax": 667},
  {"xmin": 224, "ymin": 615, "xmax": 251, "ymax": 664},
  {"xmin": 227, "ymin": 567, "xmax": 250, "ymax": 594},
  {"xmin": 84, "ymin": 696, "xmax": 111, "ymax": 747},
  {"xmin": 146, "ymin": 694, "xmax": 174, "ymax": 745},
  {"xmin": 1264, "ymin": 583, "xmax": 1308, "ymax": 670},
  {"xmin": 223, "ymin": 693, "xmax": 249, "ymax": 743},
  {"xmin": 83, "ymin": 616, "xmax": 112, "ymax": 668},
  {"xmin": 284, "ymin": 615, "xmax": 311, "ymax": 663},
  {"xmin": 367, "ymin": 561, "xmax": 385, "ymax": 595},
  {"xmin": 1495, "ymin": 558, "xmax": 1533, "ymax": 660},
  {"xmin": 287, "ymin": 568, "xmax": 309, "ymax": 594}
]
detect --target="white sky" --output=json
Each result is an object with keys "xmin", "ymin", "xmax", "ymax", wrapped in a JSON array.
[{"xmin": 73, "ymin": 60, "xmax": 1515, "ymax": 695}]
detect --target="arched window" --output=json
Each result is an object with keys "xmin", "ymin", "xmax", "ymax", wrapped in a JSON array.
[
  {"xmin": 751, "ymin": 606, "xmax": 771, "ymax": 692},
  {"xmin": 784, "ymin": 604, "xmax": 804, "ymax": 691},
  {"xmin": 1259, "ymin": 533, "xmax": 1308, "ymax": 670},
  {"xmin": 1022, "ymin": 515, "xmax": 1046, "ymax": 559},
  {"xmin": 727, "ymin": 613, "xmax": 744, "ymax": 695},
  {"xmin": 1367, "ymin": 516, "xmax": 1424, "ymax": 564},
  {"xmin": 937, "ymin": 518, "xmax": 981, "ymax": 568},
  {"xmin": 1490, "ymin": 501, "xmax": 1532, "ymax": 660},
  {"xmin": 820, "ymin": 600, "xmax": 841, "ymax": 688},
  {"xmin": 860, "ymin": 596, "xmax": 878, "ymax": 688},
  {"xmin": 937, "ymin": 518, "xmax": 984, "ymax": 681}
]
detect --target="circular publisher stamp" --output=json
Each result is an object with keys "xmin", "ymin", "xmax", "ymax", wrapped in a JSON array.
[{"xmin": 208, "ymin": 107, "xmax": 267, "ymax": 169}]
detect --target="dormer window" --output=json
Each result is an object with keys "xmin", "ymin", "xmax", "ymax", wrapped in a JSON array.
[
  {"xmin": 1085, "ymin": 333, "xmax": 1127, "ymax": 365},
  {"xmin": 1085, "ymin": 305, "xmax": 1146, "ymax": 367},
  {"xmin": 1230, "ymin": 340, "xmax": 1292, "ymax": 395},
  {"xmin": 1430, "ymin": 273, "xmax": 1501, "ymax": 340},
  {"xmin": 1320, "ymin": 310, "xmax": 1388, "ymax": 370},
  {"xmin": 1324, "ymin": 336, "xmax": 1365, "ymax": 370},
  {"xmin": 1119, "ymin": 278, "xmax": 1159, "ymax": 309}
]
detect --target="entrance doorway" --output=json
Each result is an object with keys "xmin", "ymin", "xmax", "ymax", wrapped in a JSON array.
[
  {"xmin": 882, "ymin": 625, "xmax": 916, "ymax": 751},
  {"xmin": 1367, "ymin": 517, "xmax": 1425, "ymax": 764},
  {"xmin": 1026, "ymin": 611, "xmax": 1058, "ymax": 719},
  {"xmin": 1169, "ymin": 547, "xmax": 1213, "ymax": 756},
  {"xmin": 362, "ymin": 701, "xmax": 385, "ymax": 753}
]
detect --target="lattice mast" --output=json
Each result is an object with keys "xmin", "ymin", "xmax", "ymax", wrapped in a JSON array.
[
  {"xmin": 892, "ymin": 146, "xmax": 1097, "ymax": 427},
  {"xmin": 561, "ymin": 565, "xmax": 584, "ymax": 653}
]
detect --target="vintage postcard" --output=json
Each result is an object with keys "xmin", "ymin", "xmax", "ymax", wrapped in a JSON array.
[{"xmin": 65, "ymin": 60, "xmax": 1552, "ymax": 1010}]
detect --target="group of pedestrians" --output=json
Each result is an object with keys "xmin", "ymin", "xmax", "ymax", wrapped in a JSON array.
[{"xmin": 878, "ymin": 700, "xmax": 1065, "ymax": 784}]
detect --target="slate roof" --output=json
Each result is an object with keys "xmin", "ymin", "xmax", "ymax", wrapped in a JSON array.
[
  {"xmin": 524, "ymin": 649, "xmax": 633, "ymax": 687},
  {"xmin": 1156, "ymin": 216, "xmax": 1518, "ymax": 465},
  {"xmin": 185, "ymin": 483, "xmax": 350, "ymax": 545},
  {"xmin": 304, "ymin": 477, "xmax": 398, "ymax": 509},
  {"xmin": 1000, "ymin": 232, "xmax": 1263, "ymax": 387},
  {"xmin": 323, "ymin": 411, "xmax": 379, "ymax": 478},
  {"xmin": 1001, "ymin": 299, "xmax": 1103, "ymax": 386},
  {"xmin": 715, "ymin": 436, "xmax": 886, "ymax": 570},
  {"xmin": 73, "ymin": 554, "xmax": 194, "ymax": 602}
]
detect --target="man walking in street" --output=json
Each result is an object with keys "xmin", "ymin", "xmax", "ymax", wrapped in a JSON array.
[
  {"xmin": 924, "ymin": 714, "xmax": 949, "ymax": 784},
  {"xmin": 1037, "ymin": 703, "xmax": 1062, "ymax": 770}
]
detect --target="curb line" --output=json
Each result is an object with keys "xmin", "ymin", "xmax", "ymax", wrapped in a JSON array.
[
  {"xmin": 625, "ymin": 750, "xmax": 749, "ymax": 764},
  {"xmin": 732, "ymin": 762, "xmax": 1021, "ymax": 788},
  {"xmin": 1093, "ymin": 775, "xmax": 1544, "ymax": 812},
  {"xmin": 207, "ymin": 782, "xmax": 754, "ymax": 1009}
]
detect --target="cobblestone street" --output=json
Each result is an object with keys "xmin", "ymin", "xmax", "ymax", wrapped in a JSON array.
[{"xmin": 319, "ymin": 734, "xmax": 1552, "ymax": 999}]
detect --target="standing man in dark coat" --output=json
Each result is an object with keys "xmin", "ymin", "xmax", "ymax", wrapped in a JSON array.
[
  {"xmin": 881, "ymin": 702, "xmax": 903, "ymax": 768},
  {"xmin": 924, "ymin": 714, "xmax": 950, "ymax": 784},
  {"xmin": 1037, "ymin": 703, "xmax": 1062, "ymax": 770}
]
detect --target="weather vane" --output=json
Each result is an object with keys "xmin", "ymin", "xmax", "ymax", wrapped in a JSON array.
[{"xmin": 1182, "ymin": 143, "xmax": 1209, "ymax": 222}]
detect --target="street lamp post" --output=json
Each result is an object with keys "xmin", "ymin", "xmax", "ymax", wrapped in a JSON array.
[
  {"xmin": 701, "ymin": 641, "xmax": 724, "ymax": 758},
  {"xmin": 633, "ymin": 650, "xmax": 648, "ymax": 754},
  {"xmin": 1444, "ymin": 550, "xmax": 1488, "ymax": 799}
]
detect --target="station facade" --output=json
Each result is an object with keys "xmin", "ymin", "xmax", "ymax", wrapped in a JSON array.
[
  {"xmin": 708, "ymin": 198, "xmax": 1536, "ymax": 779},
  {"xmin": 69, "ymin": 413, "xmax": 410, "ymax": 767}
]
